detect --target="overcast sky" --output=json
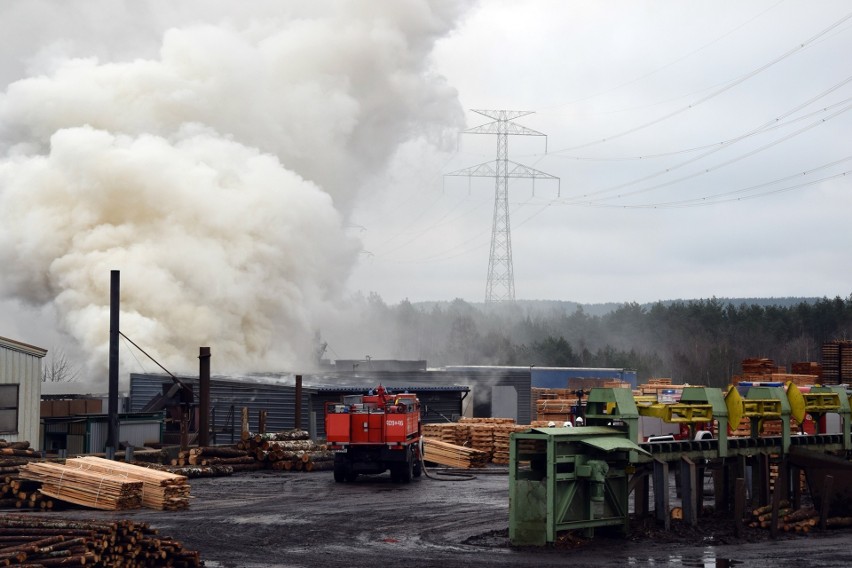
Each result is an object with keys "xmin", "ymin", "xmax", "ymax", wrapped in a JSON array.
[
  {"xmin": 1, "ymin": 1, "xmax": 850, "ymax": 374},
  {"xmin": 350, "ymin": 0, "xmax": 852, "ymax": 305}
]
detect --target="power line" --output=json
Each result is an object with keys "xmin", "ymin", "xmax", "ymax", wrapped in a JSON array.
[{"xmin": 546, "ymin": 10, "xmax": 852, "ymax": 154}]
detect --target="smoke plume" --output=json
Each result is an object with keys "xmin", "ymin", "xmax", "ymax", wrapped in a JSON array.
[{"xmin": 0, "ymin": 1, "xmax": 468, "ymax": 382}]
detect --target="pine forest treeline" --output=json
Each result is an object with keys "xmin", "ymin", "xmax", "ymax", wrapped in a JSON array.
[{"xmin": 345, "ymin": 295, "xmax": 852, "ymax": 388}]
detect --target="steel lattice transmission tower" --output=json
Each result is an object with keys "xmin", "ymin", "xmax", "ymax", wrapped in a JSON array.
[{"xmin": 446, "ymin": 110, "xmax": 559, "ymax": 303}]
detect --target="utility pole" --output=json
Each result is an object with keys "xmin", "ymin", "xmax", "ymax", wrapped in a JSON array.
[{"xmin": 446, "ymin": 110, "xmax": 559, "ymax": 303}]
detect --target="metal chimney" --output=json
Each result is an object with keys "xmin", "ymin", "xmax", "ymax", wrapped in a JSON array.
[{"xmin": 106, "ymin": 270, "xmax": 120, "ymax": 455}]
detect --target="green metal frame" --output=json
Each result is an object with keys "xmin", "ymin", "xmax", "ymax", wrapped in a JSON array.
[
  {"xmin": 509, "ymin": 426, "xmax": 645, "ymax": 546},
  {"xmin": 807, "ymin": 385, "xmax": 851, "ymax": 450}
]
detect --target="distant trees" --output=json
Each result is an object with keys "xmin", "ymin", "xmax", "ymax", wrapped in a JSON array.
[{"xmin": 349, "ymin": 294, "xmax": 852, "ymax": 384}]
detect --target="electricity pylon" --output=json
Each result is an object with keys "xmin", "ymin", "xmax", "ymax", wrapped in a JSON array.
[{"xmin": 446, "ymin": 110, "xmax": 559, "ymax": 303}]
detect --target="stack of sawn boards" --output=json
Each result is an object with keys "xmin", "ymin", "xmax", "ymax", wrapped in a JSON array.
[{"xmin": 20, "ymin": 457, "xmax": 190, "ymax": 511}]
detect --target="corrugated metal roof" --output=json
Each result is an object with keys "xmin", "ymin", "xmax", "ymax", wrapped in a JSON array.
[
  {"xmin": 311, "ymin": 385, "xmax": 468, "ymax": 393},
  {"xmin": 0, "ymin": 336, "xmax": 47, "ymax": 357}
]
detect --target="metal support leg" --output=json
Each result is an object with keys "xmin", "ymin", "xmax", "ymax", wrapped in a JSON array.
[{"xmin": 653, "ymin": 459, "xmax": 670, "ymax": 530}]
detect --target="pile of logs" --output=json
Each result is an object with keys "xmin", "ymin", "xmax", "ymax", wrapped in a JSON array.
[
  {"xmin": 0, "ymin": 441, "xmax": 47, "ymax": 477},
  {"xmin": 133, "ymin": 461, "xmax": 236, "ymax": 479},
  {"xmin": 174, "ymin": 446, "xmax": 264, "ymax": 473},
  {"xmin": 422, "ymin": 438, "xmax": 488, "ymax": 469},
  {"xmin": 64, "ymin": 457, "xmax": 191, "ymax": 511},
  {"xmin": 0, "ymin": 476, "xmax": 58, "ymax": 511},
  {"xmin": 238, "ymin": 430, "xmax": 334, "ymax": 472},
  {"xmin": 0, "ymin": 514, "xmax": 202, "ymax": 567},
  {"xmin": 20, "ymin": 462, "xmax": 143, "ymax": 511},
  {"xmin": 747, "ymin": 502, "xmax": 852, "ymax": 532}
]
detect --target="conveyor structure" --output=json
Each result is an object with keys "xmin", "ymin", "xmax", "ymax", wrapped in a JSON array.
[{"xmin": 510, "ymin": 382, "xmax": 852, "ymax": 545}]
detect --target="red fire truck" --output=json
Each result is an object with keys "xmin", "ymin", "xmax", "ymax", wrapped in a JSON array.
[{"xmin": 325, "ymin": 385, "xmax": 422, "ymax": 483}]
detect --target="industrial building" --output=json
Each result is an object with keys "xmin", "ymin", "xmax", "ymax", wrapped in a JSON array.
[
  {"xmin": 129, "ymin": 372, "xmax": 471, "ymax": 443},
  {"xmin": 0, "ymin": 335, "xmax": 46, "ymax": 449}
]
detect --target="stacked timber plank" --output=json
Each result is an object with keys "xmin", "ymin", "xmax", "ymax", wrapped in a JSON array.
[
  {"xmin": 422, "ymin": 423, "xmax": 470, "ymax": 445},
  {"xmin": 491, "ymin": 425, "xmax": 529, "ymax": 465},
  {"xmin": 239, "ymin": 430, "xmax": 334, "ymax": 472},
  {"xmin": 20, "ymin": 462, "xmax": 142, "ymax": 510},
  {"xmin": 64, "ymin": 456, "xmax": 190, "ymax": 510},
  {"xmin": 820, "ymin": 340, "xmax": 852, "ymax": 384},
  {"xmin": 637, "ymin": 378, "xmax": 683, "ymax": 398},
  {"xmin": 731, "ymin": 358, "xmax": 821, "ymax": 387},
  {"xmin": 791, "ymin": 361, "xmax": 822, "ymax": 376},
  {"xmin": 422, "ymin": 438, "xmax": 488, "ymax": 469},
  {"xmin": 460, "ymin": 417, "xmax": 514, "ymax": 462},
  {"xmin": 0, "ymin": 514, "xmax": 203, "ymax": 567}
]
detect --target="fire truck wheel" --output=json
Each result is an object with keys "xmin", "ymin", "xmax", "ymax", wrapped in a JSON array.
[
  {"xmin": 411, "ymin": 445, "xmax": 422, "ymax": 478},
  {"xmin": 400, "ymin": 450, "xmax": 413, "ymax": 484},
  {"xmin": 333, "ymin": 463, "xmax": 346, "ymax": 483}
]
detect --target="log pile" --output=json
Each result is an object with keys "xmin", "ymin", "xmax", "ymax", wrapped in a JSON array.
[
  {"xmin": 0, "ymin": 514, "xmax": 203, "ymax": 567},
  {"xmin": 238, "ymin": 430, "xmax": 334, "ymax": 472},
  {"xmin": 133, "ymin": 461, "xmax": 235, "ymax": 479},
  {"xmin": 0, "ymin": 476, "xmax": 59, "ymax": 511},
  {"xmin": 422, "ymin": 438, "xmax": 488, "ymax": 469},
  {"xmin": 19, "ymin": 462, "xmax": 143, "ymax": 511},
  {"xmin": 174, "ymin": 446, "xmax": 263, "ymax": 472},
  {"xmin": 64, "ymin": 457, "xmax": 190, "ymax": 510},
  {"xmin": 746, "ymin": 503, "xmax": 852, "ymax": 532},
  {"xmin": 0, "ymin": 441, "xmax": 48, "ymax": 477}
]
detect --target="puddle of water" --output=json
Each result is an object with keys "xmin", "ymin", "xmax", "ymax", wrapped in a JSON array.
[{"xmin": 628, "ymin": 551, "xmax": 742, "ymax": 567}]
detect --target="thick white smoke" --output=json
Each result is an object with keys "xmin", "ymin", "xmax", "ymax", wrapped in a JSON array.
[{"xmin": 0, "ymin": 1, "xmax": 468, "ymax": 382}]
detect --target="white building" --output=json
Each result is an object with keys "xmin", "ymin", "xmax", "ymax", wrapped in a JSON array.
[{"xmin": 0, "ymin": 335, "xmax": 46, "ymax": 449}]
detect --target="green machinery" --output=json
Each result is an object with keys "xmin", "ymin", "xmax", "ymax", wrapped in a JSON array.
[
  {"xmin": 508, "ymin": 426, "xmax": 648, "ymax": 545},
  {"xmin": 509, "ymin": 383, "xmax": 852, "ymax": 546}
]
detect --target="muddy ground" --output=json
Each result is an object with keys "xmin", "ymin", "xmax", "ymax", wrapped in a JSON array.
[{"xmin": 46, "ymin": 468, "xmax": 852, "ymax": 568}]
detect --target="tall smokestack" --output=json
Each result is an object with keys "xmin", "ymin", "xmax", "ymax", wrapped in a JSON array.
[
  {"xmin": 199, "ymin": 346, "xmax": 211, "ymax": 447},
  {"xmin": 106, "ymin": 270, "xmax": 120, "ymax": 454}
]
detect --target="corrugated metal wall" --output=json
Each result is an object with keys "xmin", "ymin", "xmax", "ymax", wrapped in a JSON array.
[
  {"xmin": 130, "ymin": 374, "xmax": 313, "ymax": 439},
  {"xmin": 0, "ymin": 340, "xmax": 44, "ymax": 449},
  {"xmin": 132, "ymin": 367, "xmax": 531, "ymax": 441},
  {"xmin": 88, "ymin": 419, "xmax": 163, "ymax": 453}
]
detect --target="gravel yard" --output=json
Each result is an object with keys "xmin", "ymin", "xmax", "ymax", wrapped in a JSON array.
[{"xmin": 42, "ymin": 468, "xmax": 852, "ymax": 568}]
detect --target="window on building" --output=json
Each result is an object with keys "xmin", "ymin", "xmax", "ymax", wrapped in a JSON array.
[{"xmin": 0, "ymin": 385, "xmax": 19, "ymax": 433}]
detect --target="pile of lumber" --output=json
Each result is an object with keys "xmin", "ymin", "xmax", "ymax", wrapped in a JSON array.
[
  {"xmin": 741, "ymin": 358, "xmax": 783, "ymax": 376},
  {"xmin": 0, "ymin": 514, "xmax": 202, "ymax": 567},
  {"xmin": 792, "ymin": 361, "xmax": 822, "ymax": 376},
  {"xmin": 422, "ymin": 423, "xmax": 471, "ymax": 445},
  {"xmin": 239, "ymin": 430, "xmax": 334, "ymax": 472},
  {"xmin": 422, "ymin": 438, "xmax": 488, "ymax": 469},
  {"xmin": 492, "ymin": 425, "xmax": 529, "ymax": 465},
  {"xmin": 19, "ymin": 462, "xmax": 142, "ymax": 511},
  {"xmin": 636, "ymin": 378, "xmax": 684, "ymax": 398},
  {"xmin": 64, "ymin": 456, "xmax": 190, "ymax": 510}
]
